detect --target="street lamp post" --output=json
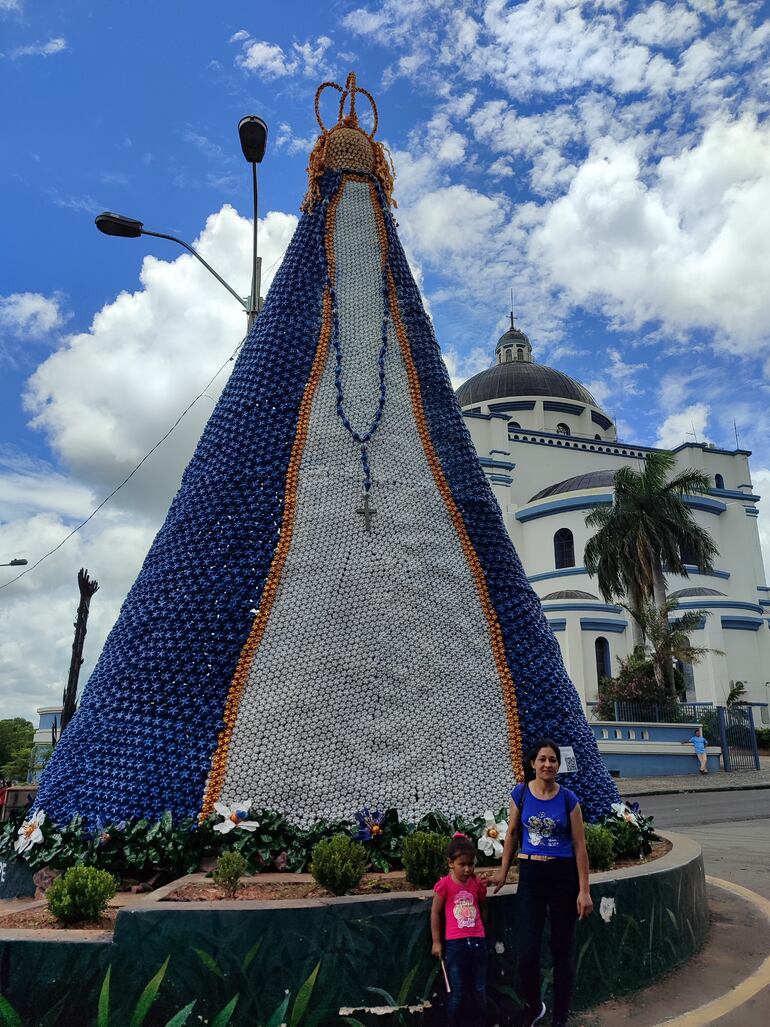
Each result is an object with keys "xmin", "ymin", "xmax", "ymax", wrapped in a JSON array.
[
  {"xmin": 96, "ymin": 115, "xmax": 268, "ymax": 329},
  {"xmin": 0, "ymin": 558, "xmax": 28, "ymax": 567}
]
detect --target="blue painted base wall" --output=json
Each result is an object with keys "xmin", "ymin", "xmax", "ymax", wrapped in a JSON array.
[{"xmin": 600, "ymin": 752, "xmax": 721, "ymax": 777}]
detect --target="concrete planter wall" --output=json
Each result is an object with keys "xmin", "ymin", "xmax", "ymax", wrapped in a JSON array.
[{"xmin": 0, "ymin": 831, "xmax": 706, "ymax": 1025}]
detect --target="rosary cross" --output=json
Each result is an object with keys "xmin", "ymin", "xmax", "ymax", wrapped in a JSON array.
[{"xmin": 356, "ymin": 493, "xmax": 377, "ymax": 533}]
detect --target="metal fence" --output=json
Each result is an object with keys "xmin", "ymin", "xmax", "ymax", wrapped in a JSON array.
[
  {"xmin": 612, "ymin": 701, "xmax": 714, "ymax": 724},
  {"xmin": 717, "ymin": 705, "xmax": 761, "ymax": 771}
]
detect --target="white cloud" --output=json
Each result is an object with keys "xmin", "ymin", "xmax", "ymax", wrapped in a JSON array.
[
  {"xmin": 11, "ymin": 37, "xmax": 66, "ymax": 58},
  {"xmin": 229, "ymin": 29, "xmax": 250, "ymax": 43},
  {"xmin": 626, "ymin": 2, "xmax": 700, "ymax": 47},
  {"xmin": 655, "ymin": 402, "xmax": 711, "ymax": 449},
  {"xmin": 275, "ymin": 122, "xmax": 317, "ymax": 156},
  {"xmin": 0, "ymin": 0, "xmax": 22, "ymax": 11},
  {"xmin": 1, "ymin": 205, "xmax": 298, "ymax": 722},
  {"xmin": 234, "ymin": 35, "xmax": 333, "ymax": 79},
  {"xmin": 24, "ymin": 206, "xmax": 297, "ymax": 512},
  {"xmin": 528, "ymin": 116, "xmax": 770, "ymax": 354},
  {"xmin": 0, "ymin": 292, "xmax": 65, "ymax": 339},
  {"xmin": 236, "ymin": 39, "xmax": 295, "ymax": 77},
  {"xmin": 751, "ymin": 467, "xmax": 770, "ymax": 580}
]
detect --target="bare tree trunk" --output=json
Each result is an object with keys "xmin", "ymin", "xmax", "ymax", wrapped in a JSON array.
[
  {"xmin": 627, "ymin": 579, "xmax": 645, "ymax": 649},
  {"xmin": 649, "ymin": 552, "xmax": 676, "ymax": 697},
  {"xmin": 61, "ymin": 569, "xmax": 99, "ymax": 733}
]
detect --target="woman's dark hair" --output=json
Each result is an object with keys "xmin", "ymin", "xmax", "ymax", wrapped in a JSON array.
[
  {"xmin": 445, "ymin": 833, "xmax": 476, "ymax": 860},
  {"xmin": 524, "ymin": 737, "xmax": 562, "ymax": 782}
]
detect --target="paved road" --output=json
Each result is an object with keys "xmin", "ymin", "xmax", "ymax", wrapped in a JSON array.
[
  {"xmin": 625, "ymin": 789, "xmax": 770, "ymax": 898},
  {"xmin": 583, "ymin": 789, "xmax": 770, "ymax": 1025}
]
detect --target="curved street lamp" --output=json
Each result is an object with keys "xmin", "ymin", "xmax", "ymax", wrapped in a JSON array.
[
  {"xmin": 96, "ymin": 115, "xmax": 268, "ymax": 329},
  {"xmin": 1, "ymin": 558, "xmax": 28, "ymax": 567}
]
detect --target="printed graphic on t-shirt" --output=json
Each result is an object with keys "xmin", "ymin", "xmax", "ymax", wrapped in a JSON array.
[
  {"xmin": 525, "ymin": 813, "xmax": 558, "ymax": 848},
  {"xmin": 452, "ymin": 889, "xmax": 478, "ymax": 929}
]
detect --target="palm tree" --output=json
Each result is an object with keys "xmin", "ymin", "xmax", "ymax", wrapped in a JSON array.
[
  {"xmin": 584, "ymin": 451, "xmax": 719, "ymax": 686},
  {"xmin": 631, "ymin": 598, "xmax": 720, "ymax": 697}
]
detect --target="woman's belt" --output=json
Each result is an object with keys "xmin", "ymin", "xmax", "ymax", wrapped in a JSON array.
[{"xmin": 517, "ymin": 853, "xmax": 558, "ymax": 861}]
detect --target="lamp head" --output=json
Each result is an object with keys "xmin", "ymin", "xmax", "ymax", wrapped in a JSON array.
[
  {"xmin": 238, "ymin": 116, "xmax": 268, "ymax": 164},
  {"xmin": 95, "ymin": 212, "xmax": 144, "ymax": 238}
]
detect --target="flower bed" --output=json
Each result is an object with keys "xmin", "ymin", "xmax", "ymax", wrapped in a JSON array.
[{"xmin": 0, "ymin": 831, "xmax": 708, "ymax": 1025}]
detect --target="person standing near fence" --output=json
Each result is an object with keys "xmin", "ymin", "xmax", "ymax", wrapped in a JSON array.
[{"xmin": 683, "ymin": 726, "xmax": 708, "ymax": 773}]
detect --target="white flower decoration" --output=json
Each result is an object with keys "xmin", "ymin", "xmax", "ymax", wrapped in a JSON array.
[
  {"xmin": 478, "ymin": 810, "xmax": 508, "ymax": 858},
  {"xmin": 213, "ymin": 800, "xmax": 260, "ymax": 834},
  {"xmin": 15, "ymin": 810, "xmax": 46, "ymax": 854},
  {"xmin": 610, "ymin": 802, "xmax": 639, "ymax": 826}
]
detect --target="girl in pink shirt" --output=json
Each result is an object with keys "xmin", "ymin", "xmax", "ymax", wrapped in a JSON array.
[{"xmin": 431, "ymin": 833, "xmax": 488, "ymax": 1027}]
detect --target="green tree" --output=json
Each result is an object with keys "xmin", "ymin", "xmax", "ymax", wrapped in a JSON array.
[
  {"xmin": 584, "ymin": 451, "xmax": 718, "ymax": 687},
  {"xmin": 631, "ymin": 598, "xmax": 718, "ymax": 697},
  {"xmin": 0, "ymin": 718, "xmax": 34, "ymax": 781}
]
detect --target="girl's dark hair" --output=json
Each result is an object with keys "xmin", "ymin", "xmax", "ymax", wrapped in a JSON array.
[
  {"xmin": 524, "ymin": 737, "xmax": 562, "ymax": 782},
  {"xmin": 445, "ymin": 833, "xmax": 476, "ymax": 860}
]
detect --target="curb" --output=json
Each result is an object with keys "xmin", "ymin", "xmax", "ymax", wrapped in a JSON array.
[
  {"xmin": 620, "ymin": 782, "xmax": 770, "ymax": 797},
  {"xmin": 656, "ymin": 875, "xmax": 770, "ymax": 1025}
]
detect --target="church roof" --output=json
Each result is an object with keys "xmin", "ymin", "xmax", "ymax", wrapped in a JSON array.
[
  {"xmin": 456, "ymin": 361, "xmax": 599, "ymax": 407},
  {"xmin": 668, "ymin": 587, "xmax": 727, "ymax": 599},
  {"xmin": 542, "ymin": 590, "xmax": 599, "ymax": 600},
  {"xmin": 529, "ymin": 469, "xmax": 617, "ymax": 502}
]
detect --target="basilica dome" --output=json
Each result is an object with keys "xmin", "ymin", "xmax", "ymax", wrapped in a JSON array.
[
  {"xmin": 456, "ymin": 360, "xmax": 600, "ymax": 407},
  {"xmin": 455, "ymin": 317, "xmax": 603, "ymax": 410}
]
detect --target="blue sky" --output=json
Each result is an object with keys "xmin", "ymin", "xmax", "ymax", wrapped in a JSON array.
[{"xmin": 2, "ymin": 0, "xmax": 770, "ymax": 724}]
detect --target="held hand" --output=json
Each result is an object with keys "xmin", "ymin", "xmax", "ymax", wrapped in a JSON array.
[
  {"xmin": 577, "ymin": 890, "xmax": 593, "ymax": 919},
  {"xmin": 431, "ymin": 941, "xmax": 443, "ymax": 958},
  {"xmin": 491, "ymin": 871, "xmax": 507, "ymax": 895}
]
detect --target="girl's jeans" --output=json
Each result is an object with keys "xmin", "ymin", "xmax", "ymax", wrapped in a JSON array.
[
  {"xmin": 516, "ymin": 857, "xmax": 579, "ymax": 1024},
  {"xmin": 444, "ymin": 936, "xmax": 487, "ymax": 1027}
]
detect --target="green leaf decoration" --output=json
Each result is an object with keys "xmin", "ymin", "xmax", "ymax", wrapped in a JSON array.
[
  {"xmin": 193, "ymin": 947, "xmax": 225, "ymax": 979},
  {"xmin": 396, "ymin": 962, "xmax": 419, "ymax": 1007},
  {"xmin": 163, "ymin": 1001, "xmax": 196, "ymax": 1027},
  {"xmin": 241, "ymin": 938, "xmax": 262, "ymax": 971},
  {"xmin": 0, "ymin": 994, "xmax": 24, "ymax": 1027},
  {"xmin": 364, "ymin": 985, "xmax": 397, "ymax": 1006},
  {"xmin": 211, "ymin": 995, "xmax": 239, "ymax": 1027},
  {"xmin": 129, "ymin": 956, "xmax": 170, "ymax": 1027},
  {"xmin": 97, "ymin": 965, "xmax": 111, "ymax": 1027},
  {"xmin": 265, "ymin": 993, "xmax": 290, "ymax": 1027},
  {"xmin": 289, "ymin": 961, "xmax": 320, "ymax": 1027}
]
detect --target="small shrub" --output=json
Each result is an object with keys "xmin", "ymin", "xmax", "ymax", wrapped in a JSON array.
[
  {"xmin": 47, "ymin": 865, "xmax": 116, "ymax": 923},
  {"xmin": 584, "ymin": 824, "xmax": 614, "ymax": 871},
  {"xmin": 402, "ymin": 831, "xmax": 448, "ymax": 890},
  {"xmin": 310, "ymin": 835, "xmax": 367, "ymax": 895},
  {"xmin": 756, "ymin": 727, "xmax": 770, "ymax": 751},
  {"xmin": 213, "ymin": 850, "xmax": 247, "ymax": 898}
]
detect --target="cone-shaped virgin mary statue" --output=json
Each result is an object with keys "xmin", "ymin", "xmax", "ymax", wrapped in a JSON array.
[{"xmin": 37, "ymin": 75, "xmax": 619, "ymax": 827}]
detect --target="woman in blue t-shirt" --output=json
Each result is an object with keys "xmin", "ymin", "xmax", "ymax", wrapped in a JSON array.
[{"xmin": 492, "ymin": 738, "xmax": 593, "ymax": 1027}]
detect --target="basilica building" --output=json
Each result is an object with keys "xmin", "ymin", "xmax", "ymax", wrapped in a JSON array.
[{"xmin": 456, "ymin": 318, "xmax": 770, "ymax": 724}]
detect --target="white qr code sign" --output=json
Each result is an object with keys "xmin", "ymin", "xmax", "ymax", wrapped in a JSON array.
[{"xmin": 559, "ymin": 746, "xmax": 578, "ymax": 774}]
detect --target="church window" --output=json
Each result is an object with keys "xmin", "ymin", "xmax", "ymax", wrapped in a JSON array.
[
  {"xmin": 714, "ymin": 474, "xmax": 724, "ymax": 489},
  {"xmin": 556, "ymin": 423, "xmax": 570, "ymax": 435},
  {"xmin": 594, "ymin": 434, "xmax": 601, "ymax": 440},
  {"xmin": 505, "ymin": 349, "xmax": 512, "ymax": 362},
  {"xmin": 554, "ymin": 528, "xmax": 575, "ymax": 569},
  {"xmin": 680, "ymin": 540, "xmax": 698, "ymax": 566},
  {"xmin": 595, "ymin": 637, "xmax": 611, "ymax": 684},
  {"xmin": 517, "ymin": 348, "xmax": 524, "ymax": 361},
  {"xmin": 509, "ymin": 421, "xmax": 521, "ymax": 429}
]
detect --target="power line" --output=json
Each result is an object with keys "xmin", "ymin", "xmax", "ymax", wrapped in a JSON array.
[
  {"xmin": 1, "ymin": 247, "xmax": 290, "ymax": 592},
  {"xmin": 1, "ymin": 333, "xmax": 248, "ymax": 592}
]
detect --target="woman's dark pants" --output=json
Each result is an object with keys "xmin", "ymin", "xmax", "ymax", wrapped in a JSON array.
[
  {"xmin": 516, "ymin": 858, "xmax": 579, "ymax": 1024},
  {"xmin": 443, "ymin": 936, "xmax": 487, "ymax": 1026}
]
